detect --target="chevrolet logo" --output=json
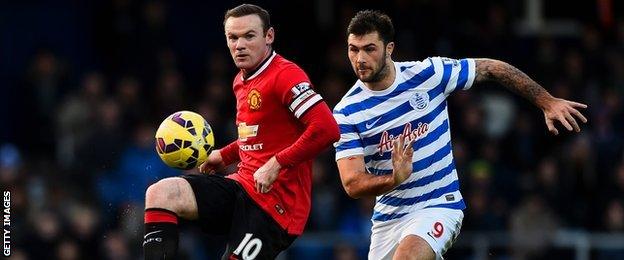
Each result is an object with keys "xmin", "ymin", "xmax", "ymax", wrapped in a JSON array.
[{"xmin": 238, "ymin": 122, "xmax": 258, "ymax": 141}]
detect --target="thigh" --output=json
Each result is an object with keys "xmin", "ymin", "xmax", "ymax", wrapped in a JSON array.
[
  {"xmin": 181, "ymin": 174, "xmax": 239, "ymax": 235},
  {"xmin": 393, "ymin": 235, "xmax": 435, "ymax": 260},
  {"xmin": 222, "ymin": 191, "xmax": 296, "ymax": 260},
  {"xmin": 398, "ymin": 208, "xmax": 464, "ymax": 259},
  {"xmin": 146, "ymin": 177, "xmax": 199, "ymax": 219},
  {"xmin": 369, "ymin": 222, "xmax": 401, "ymax": 260}
]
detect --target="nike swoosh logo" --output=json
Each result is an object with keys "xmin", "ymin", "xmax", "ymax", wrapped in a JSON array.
[
  {"xmin": 365, "ymin": 116, "xmax": 382, "ymax": 129},
  {"xmin": 144, "ymin": 230, "xmax": 163, "ymax": 239}
]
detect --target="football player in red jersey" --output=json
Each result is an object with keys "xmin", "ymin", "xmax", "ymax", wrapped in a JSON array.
[{"xmin": 142, "ymin": 4, "xmax": 340, "ymax": 260}]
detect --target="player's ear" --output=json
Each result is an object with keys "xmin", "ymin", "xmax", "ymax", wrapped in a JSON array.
[
  {"xmin": 265, "ymin": 27, "xmax": 275, "ymax": 45},
  {"xmin": 386, "ymin": 42, "xmax": 394, "ymax": 56}
]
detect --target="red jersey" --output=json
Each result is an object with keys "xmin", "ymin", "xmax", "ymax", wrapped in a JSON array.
[{"xmin": 226, "ymin": 52, "xmax": 323, "ymax": 235}]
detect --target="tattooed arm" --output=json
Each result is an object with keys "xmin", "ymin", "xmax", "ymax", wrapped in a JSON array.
[
  {"xmin": 474, "ymin": 59, "xmax": 588, "ymax": 135},
  {"xmin": 474, "ymin": 59, "xmax": 552, "ymax": 107}
]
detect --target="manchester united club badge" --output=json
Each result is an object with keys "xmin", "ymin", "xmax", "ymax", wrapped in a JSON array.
[{"xmin": 248, "ymin": 89, "xmax": 262, "ymax": 110}]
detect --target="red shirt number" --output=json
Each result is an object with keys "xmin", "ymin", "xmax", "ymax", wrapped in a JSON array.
[{"xmin": 433, "ymin": 222, "xmax": 444, "ymax": 238}]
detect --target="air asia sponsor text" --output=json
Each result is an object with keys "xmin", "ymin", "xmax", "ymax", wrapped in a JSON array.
[{"xmin": 377, "ymin": 122, "xmax": 429, "ymax": 155}]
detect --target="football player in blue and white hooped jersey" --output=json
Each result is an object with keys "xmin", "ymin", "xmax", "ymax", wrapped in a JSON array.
[{"xmin": 333, "ymin": 10, "xmax": 588, "ymax": 260}]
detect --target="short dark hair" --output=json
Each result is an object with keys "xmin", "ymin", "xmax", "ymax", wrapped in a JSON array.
[
  {"xmin": 347, "ymin": 10, "xmax": 394, "ymax": 45},
  {"xmin": 224, "ymin": 4, "xmax": 271, "ymax": 33}
]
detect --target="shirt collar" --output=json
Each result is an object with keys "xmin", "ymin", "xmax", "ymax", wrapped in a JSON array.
[{"xmin": 242, "ymin": 50, "xmax": 277, "ymax": 81}]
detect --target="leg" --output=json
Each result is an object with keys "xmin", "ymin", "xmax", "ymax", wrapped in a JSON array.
[
  {"xmin": 368, "ymin": 223, "xmax": 399, "ymax": 260},
  {"xmin": 392, "ymin": 235, "xmax": 436, "ymax": 260},
  {"xmin": 145, "ymin": 177, "xmax": 199, "ymax": 219},
  {"xmin": 393, "ymin": 208, "xmax": 465, "ymax": 260},
  {"xmin": 143, "ymin": 177, "xmax": 199, "ymax": 259},
  {"xmin": 223, "ymin": 192, "xmax": 296, "ymax": 260}
]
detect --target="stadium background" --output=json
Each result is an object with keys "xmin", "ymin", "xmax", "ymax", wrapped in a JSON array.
[{"xmin": 1, "ymin": 0, "xmax": 623, "ymax": 259}]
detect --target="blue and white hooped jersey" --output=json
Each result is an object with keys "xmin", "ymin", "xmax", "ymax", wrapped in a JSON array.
[{"xmin": 334, "ymin": 57, "xmax": 476, "ymax": 223}]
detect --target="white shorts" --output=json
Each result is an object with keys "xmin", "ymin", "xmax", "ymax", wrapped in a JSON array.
[{"xmin": 368, "ymin": 207, "xmax": 464, "ymax": 260}]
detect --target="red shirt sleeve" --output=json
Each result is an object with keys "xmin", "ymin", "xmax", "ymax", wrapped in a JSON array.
[
  {"xmin": 219, "ymin": 140, "xmax": 240, "ymax": 166},
  {"xmin": 272, "ymin": 65, "xmax": 340, "ymax": 167},
  {"xmin": 275, "ymin": 66, "xmax": 324, "ymax": 119},
  {"xmin": 275, "ymin": 101, "xmax": 340, "ymax": 167}
]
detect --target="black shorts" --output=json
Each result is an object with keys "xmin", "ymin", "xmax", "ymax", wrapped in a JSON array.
[{"xmin": 182, "ymin": 174, "xmax": 296, "ymax": 260}]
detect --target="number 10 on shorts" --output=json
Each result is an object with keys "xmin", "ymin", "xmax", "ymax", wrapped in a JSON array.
[{"xmin": 233, "ymin": 233, "xmax": 263, "ymax": 259}]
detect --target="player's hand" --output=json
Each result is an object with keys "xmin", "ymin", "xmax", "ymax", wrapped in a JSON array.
[
  {"xmin": 199, "ymin": 150, "xmax": 225, "ymax": 174},
  {"xmin": 253, "ymin": 156, "xmax": 282, "ymax": 193},
  {"xmin": 541, "ymin": 97, "xmax": 588, "ymax": 135},
  {"xmin": 391, "ymin": 134, "xmax": 414, "ymax": 186}
]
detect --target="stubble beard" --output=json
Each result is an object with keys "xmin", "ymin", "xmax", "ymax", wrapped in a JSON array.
[{"xmin": 361, "ymin": 51, "xmax": 389, "ymax": 83}]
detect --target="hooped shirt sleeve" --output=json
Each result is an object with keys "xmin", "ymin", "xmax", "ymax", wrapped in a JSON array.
[
  {"xmin": 428, "ymin": 56, "xmax": 476, "ymax": 96},
  {"xmin": 333, "ymin": 109, "xmax": 364, "ymax": 161}
]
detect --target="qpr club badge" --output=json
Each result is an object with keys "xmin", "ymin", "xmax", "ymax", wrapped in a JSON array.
[{"xmin": 409, "ymin": 91, "xmax": 429, "ymax": 111}]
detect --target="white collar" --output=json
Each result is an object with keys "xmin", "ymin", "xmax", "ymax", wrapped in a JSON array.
[{"xmin": 242, "ymin": 51, "xmax": 277, "ymax": 81}]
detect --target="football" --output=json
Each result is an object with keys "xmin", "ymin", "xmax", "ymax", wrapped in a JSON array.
[{"xmin": 155, "ymin": 111, "xmax": 215, "ymax": 170}]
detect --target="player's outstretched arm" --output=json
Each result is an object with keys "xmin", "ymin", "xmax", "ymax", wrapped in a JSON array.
[
  {"xmin": 337, "ymin": 135, "xmax": 414, "ymax": 199},
  {"xmin": 474, "ymin": 59, "xmax": 588, "ymax": 135}
]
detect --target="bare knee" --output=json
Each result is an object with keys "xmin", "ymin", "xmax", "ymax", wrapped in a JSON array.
[
  {"xmin": 145, "ymin": 177, "xmax": 198, "ymax": 219},
  {"xmin": 145, "ymin": 177, "xmax": 187, "ymax": 211},
  {"xmin": 393, "ymin": 235, "xmax": 436, "ymax": 260}
]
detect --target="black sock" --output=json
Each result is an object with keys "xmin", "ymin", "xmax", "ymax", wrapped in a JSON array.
[{"xmin": 143, "ymin": 208, "xmax": 179, "ymax": 260}]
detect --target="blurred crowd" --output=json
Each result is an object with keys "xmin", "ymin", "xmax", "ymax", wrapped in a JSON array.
[{"xmin": 1, "ymin": 0, "xmax": 623, "ymax": 259}]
